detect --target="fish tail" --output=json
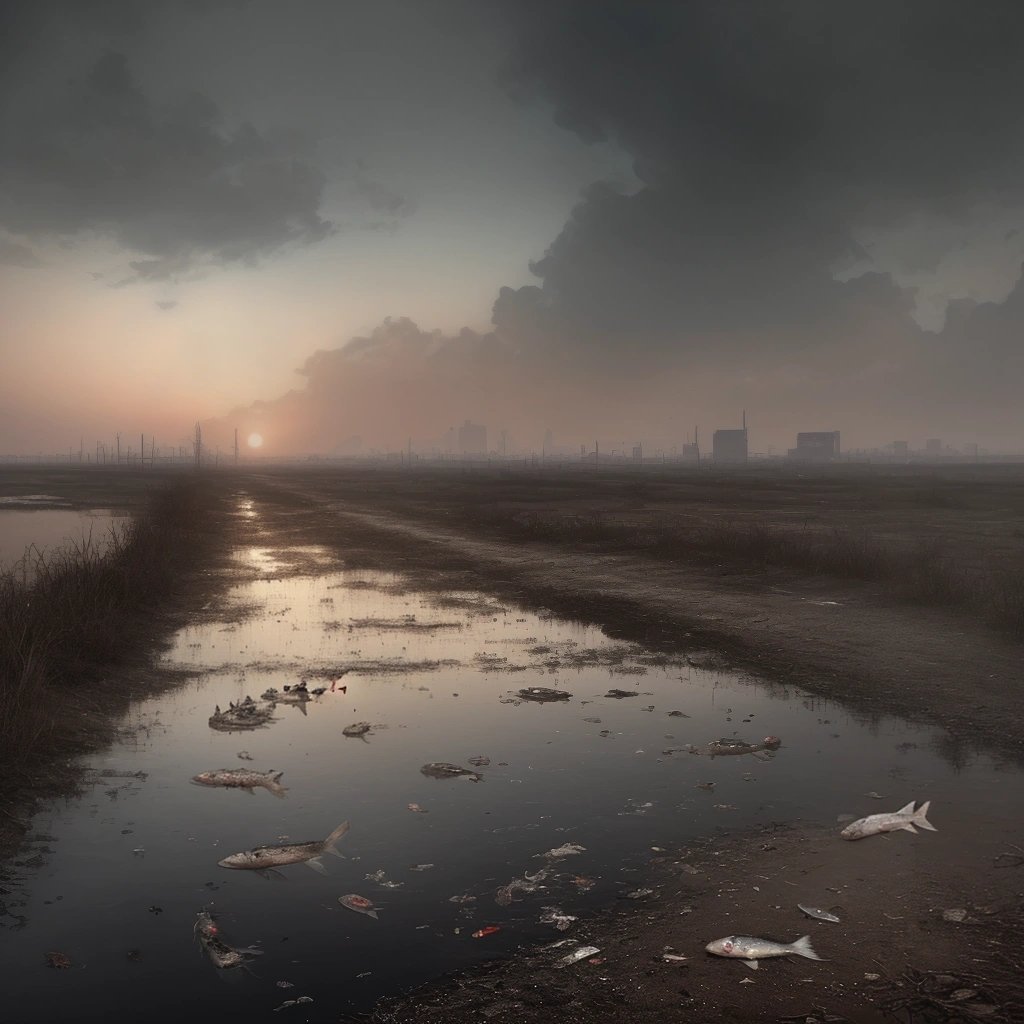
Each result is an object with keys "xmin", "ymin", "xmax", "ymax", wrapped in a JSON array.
[
  {"xmin": 791, "ymin": 935, "xmax": 823, "ymax": 961},
  {"xmin": 913, "ymin": 800, "xmax": 937, "ymax": 831},
  {"xmin": 367, "ymin": 909, "xmax": 379, "ymax": 920},
  {"xmin": 324, "ymin": 820, "xmax": 351, "ymax": 852}
]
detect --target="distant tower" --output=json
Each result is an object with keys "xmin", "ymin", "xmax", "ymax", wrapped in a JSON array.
[
  {"xmin": 194, "ymin": 422, "xmax": 203, "ymax": 469},
  {"xmin": 234, "ymin": 428, "xmax": 239, "ymax": 465}
]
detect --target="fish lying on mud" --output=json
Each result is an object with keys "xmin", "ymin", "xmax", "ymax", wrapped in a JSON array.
[
  {"xmin": 191, "ymin": 769, "xmax": 287, "ymax": 798},
  {"xmin": 218, "ymin": 821, "xmax": 350, "ymax": 877},
  {"xmin": 194, "ymin": 911, "xmax": 263, "ymax": 969},
  {"xmin": 705, "ymin": 934, "xmax": 823, "ymax": 970},
  {"xmin": 840, "ymin": 800, "xmax": 936, "ymax": 841}
]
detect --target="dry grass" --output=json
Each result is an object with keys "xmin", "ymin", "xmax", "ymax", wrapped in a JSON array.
[
  {"xmin": 0, "ymin": 478, "xmax": 222, "ymax": 786},
  {"xmin": 511, "ymin": 511, "xmax": 1024, "ymax": 636}
]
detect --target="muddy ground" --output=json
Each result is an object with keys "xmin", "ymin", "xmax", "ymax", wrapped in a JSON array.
[
  {"xmin": 229, "ymin": 466, "xmax": 1024, "ymax": 1023},
  {"xmin": 3, "ymin": 464, "xmax": 1024, "ymax": 1021}
]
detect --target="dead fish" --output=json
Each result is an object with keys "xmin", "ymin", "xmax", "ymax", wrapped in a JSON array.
[
  {"xmin": 191, "ymin": 769, "xmax": 287, "ymax": 798},
  {"xmin": 705, "ymin": 934, "xmax": 823, "ymax": 970},
  {"xmin": 218, "ymin": 820, "xmax": 349, "ymax": 876},
  {"xmin": 840, "ymin": 800, "xmax": 936, "ymax": 841},
  {"xmin": 798, "ymin": 904, "xmax": 841, "ymax": 923},
  {"xmin": 605, "ymin": 689, "xmax": 639, "ymax": 699},
  {"xmin": 339, "ymin": 894, "xmax": 379, "ymax": 919},
  {"xmin": 420, "ymin": 762, "xmax": 482, "ymax": 782},
  {"xmin": 194, "ymin": 911, "xmax": 263, "ymax": 969}
]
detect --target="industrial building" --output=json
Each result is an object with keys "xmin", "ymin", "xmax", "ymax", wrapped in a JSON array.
[
  {"xmin": 713, "ymin": 428, "xmax": 748, "ymax": 463},
  {"xmin": 789, "ymin": 431, "xmax": 840, "ymax": 460}
]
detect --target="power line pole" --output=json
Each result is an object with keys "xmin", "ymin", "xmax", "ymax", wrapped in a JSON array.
[
  {"xmin": 234, "ymin": 427, "xmax": 239, "ymax": 465},
  {"xmin": 194, "ymin": 422, "xmax": 202, "ymax": 470}
]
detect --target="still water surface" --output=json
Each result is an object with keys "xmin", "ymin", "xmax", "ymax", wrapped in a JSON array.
[
  {"xmin": 0, "ymin": 508, "xmax": 119, "ymax": 570},
  {"xmin": 1, "ymin": 538, "xmax": 1019, "ymax": 1022}
]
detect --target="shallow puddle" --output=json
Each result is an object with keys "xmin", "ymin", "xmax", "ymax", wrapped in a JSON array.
[
  {"xmin": 2, "ymin": 536, "xmax": 1021, "ymax": 1022},
  {"xmin": 0, "ymin": 508, "xmax": 120, "ymax": 570}
]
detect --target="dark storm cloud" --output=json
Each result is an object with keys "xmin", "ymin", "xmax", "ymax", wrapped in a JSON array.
[
  {"xmin": 0, "ymin": 5, "xmax": 330, "ymax": 279},
  {"xmin": 492, "ymin": 0, "xmax": 1024, "ymax": 370}
]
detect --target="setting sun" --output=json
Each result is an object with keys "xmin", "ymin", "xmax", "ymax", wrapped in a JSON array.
[{"xmin": 247, "ymin": 432, "xmax": 263, "ymax": 449}]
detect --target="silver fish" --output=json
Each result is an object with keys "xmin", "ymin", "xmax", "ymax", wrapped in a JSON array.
[
  {"xmin": 191, "ymin": 769, "xmax": 287, "ymax": 798},
  {"xmin": 338, "ymin": 894, "xmax": 379, "ymax": 919},
  {"xmin": 840, "ymin": 800, "xmax": 936, "ymax": 841},
  {"xmin": 218, "ymin": 820, "xmax": 350, "ymax": 876},
  {"xmin": 798, "ymin": 904, "xmax": 841, "ymax": 923},
  {"xmin": 705, "ymin": 934, "xmax": 822, "ymax": 970}
]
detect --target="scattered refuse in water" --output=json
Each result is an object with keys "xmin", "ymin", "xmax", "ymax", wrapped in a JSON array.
[
  {"xmin": 539, "ymin": 906, "xmax": 577, "ymax": 931},
  {"xmin": 343, "ymin": 722, "xmax": 372, "ymax": 738},
  {"xmin": 557, "ymin": 945, "xmax": 601, "ymax": 967},
  {"xmin": 516, "ymin": 686, "xmax": 571, "ymax": 703},
  {"xmin": 5, "ymin": 555, "xmax": 1022, "ymax": 1021}
]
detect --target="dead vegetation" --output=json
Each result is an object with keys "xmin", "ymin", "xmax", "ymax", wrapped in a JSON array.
[{"xmin": 0, "ymin": 476, "xmax": 228, "ymax": 802}]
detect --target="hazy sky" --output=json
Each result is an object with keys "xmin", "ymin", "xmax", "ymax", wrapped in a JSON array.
[{"xmin": 3, "ymin": 0, "xmax": 1024, "ymax": 455}]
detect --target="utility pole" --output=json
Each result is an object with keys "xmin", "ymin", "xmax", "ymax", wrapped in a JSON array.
[
  {"xmin": 695, "ymin": 426, "xmax": 700, "ymax": 468},
  {"xmin": 234, "ymin": 427, "xmax": 239, "ymax": 465},
  {"xmin": 594, "ymin": 439, "xmax": 599, "ymax": 466},
  {"xmin": 116, "ymin": 433, "xmax": 121, "ymax": 465},
  {"xmin": 194, "ymin": 422, "xmax": 202, "ymax": 469}
]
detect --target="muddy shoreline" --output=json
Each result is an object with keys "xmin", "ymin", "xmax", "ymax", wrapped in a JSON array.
[{"xmin": 234, "ymin": 471, "xmax": 1024, "ymax": 1023}]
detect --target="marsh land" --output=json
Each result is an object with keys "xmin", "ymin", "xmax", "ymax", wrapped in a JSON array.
[{"xmin": 1, "ymin": 463, "xmax": 1022, "ymax": 1023}]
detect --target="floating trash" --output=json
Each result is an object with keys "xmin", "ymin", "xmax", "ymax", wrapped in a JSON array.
[
  {"xmin": 797, "ymin": 904, "xmax": 841, "ymax": 923},
  {"xmin": 557, "ymin": 945, "xmax": 600, "ymax": 967},
  {"xmin": 516, "ymin": 687, "xmax": 571, "ymax": 702},
  {"xmin": 420, "ymin": 762, "xmax": 482, "ymax": 782}
]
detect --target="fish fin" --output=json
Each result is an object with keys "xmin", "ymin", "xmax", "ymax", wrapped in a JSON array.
[
  {"xmin": 324, "ymin": 820, "xmax": 351, "ymax": 853},
  {"xmin": 367, "ymin": 910, "xmax": 379, "ymax": 920},
  {"xmin": 742, "ymin": 960, "xmax": 759, "ymax": 970},
  {"xmin": 256, "ymin": 869, "xmax": 287, "ymax": 881},
  {"xmin": 896, "ymin": 800, "xmax": 917, "ymax": 816},
  {"xmin": 272, "ymin": 771, "xmax": 285, "ymax": 783},
  {"xmin": 790, "ymin": 935, "xmax": 823, "ymax": 961},
  {"xmin": 900, "ymin": 822, "xmax": 918, "ymax": 833},
  {"xmin": 268, "ymin": 783, "xmax": 288, "ymax": 799},
  {"xmin": 305, "ymin": 858, "xmax": 328, "ymax": 876},
  {"xmin": 913, "ymin": 800, "xmax": 937, "ymax": 831},
  {"xmin": 326, "ymin": 844, "xmax": 345, "ymax": 859}
]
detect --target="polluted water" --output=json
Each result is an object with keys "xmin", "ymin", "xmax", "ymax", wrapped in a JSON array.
[{"xmin": 1, "ymin": 522, "xmax": 1023, "ymax": 1022}]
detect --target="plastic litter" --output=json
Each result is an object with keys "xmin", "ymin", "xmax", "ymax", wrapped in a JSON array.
[
  {"xmin": 798, "ymin": 904, "xmax": 841, "ymax": 923},
  {"xmin": 539, "ymin": 843, "xmax": 586, "ymax": 860},
  {"xmin": 420, "ymin": 762, "xmax": 482, "ymax": 782},
  {"xmin": 343, "ymin": 722, "xmax": 372, "ymax": 738},
  {"xmin": 539, "ymin": 906, "xmax": 577, "ymax": 931},
  {"xmin": 467, "ymin": 755, "xmax": 490, "ymax": 767},
  {"xmin": 472, "ymin": 926, "xmax": 501, "ymax": 939},
  {"xmin": 557, "ymin": 945, "xmax": 600, "ymax": 967}
]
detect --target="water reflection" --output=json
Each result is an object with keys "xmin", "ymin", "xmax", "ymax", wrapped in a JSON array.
[{"xmin": 1, "ymin": 554, "xmax": 1021, "ymax": 1023}]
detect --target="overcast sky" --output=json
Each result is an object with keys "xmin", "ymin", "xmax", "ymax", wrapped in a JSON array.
[{"xmin": 3, "ymin": 0, "xmax": 1024, "ymax": 455}]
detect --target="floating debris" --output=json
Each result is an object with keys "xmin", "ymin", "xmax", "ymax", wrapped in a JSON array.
[
  {"xmin": 467, "ymin": 755, "xmax": 491, "ymax": 767},
  {"xmin": 365, "ymin": 869, "xmax": 404, "ymax": 889},
  {"xmin": 557, "ymin": 945, "xmax": 601, "ymax": 967},
  {"xmin": 420, "ymin": 762, "xmax": 482, "ymax": 782},
  {"xmin": 208, "ymin": 696, "xmax": 275, "ymax": 732},
  {"xmin": 623, "ymin": 888, "xmax": 655, "ymax": 900},
  {"xmin": 407, "ymin": 803, "xmax": 428, "ymax": 813},
  {"xmin": 342, "ymin": 722, "xmax": 372, "ymax": 738},
  {"xmin": 45, "ymin": 951, "xmax": 72, "ymax": 969},
  {"xmin": 409, "ymin": 864, "xmax": 434, "ymax": 872},
  {"xmin": 705, "ymin": 736, "xmax": 781, "ymax": 758},
  {"xmin": 539, "ymin": 843, "xmax": 586, "ymax": 860},
  {"xmin": 473, "ymin": 926, "xmax": 501, "ymax": 939},
  {"xmin": 605, "ymin": 689, "xmax": 639, "ymax": 699},
  {"xmin": 236, "ymin": 751, "xmax": 254, "ymax": 761},
  {"xmin": 496, "ymin": 868, "xmax": 550, "ymax": 905},
  {"xmin": 540, "ymin": 906, "xmax": 577, "ymax": 931},
  {"xmin": 517, "ymin": 686, "xmax": 571, "ymax": 703}
]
